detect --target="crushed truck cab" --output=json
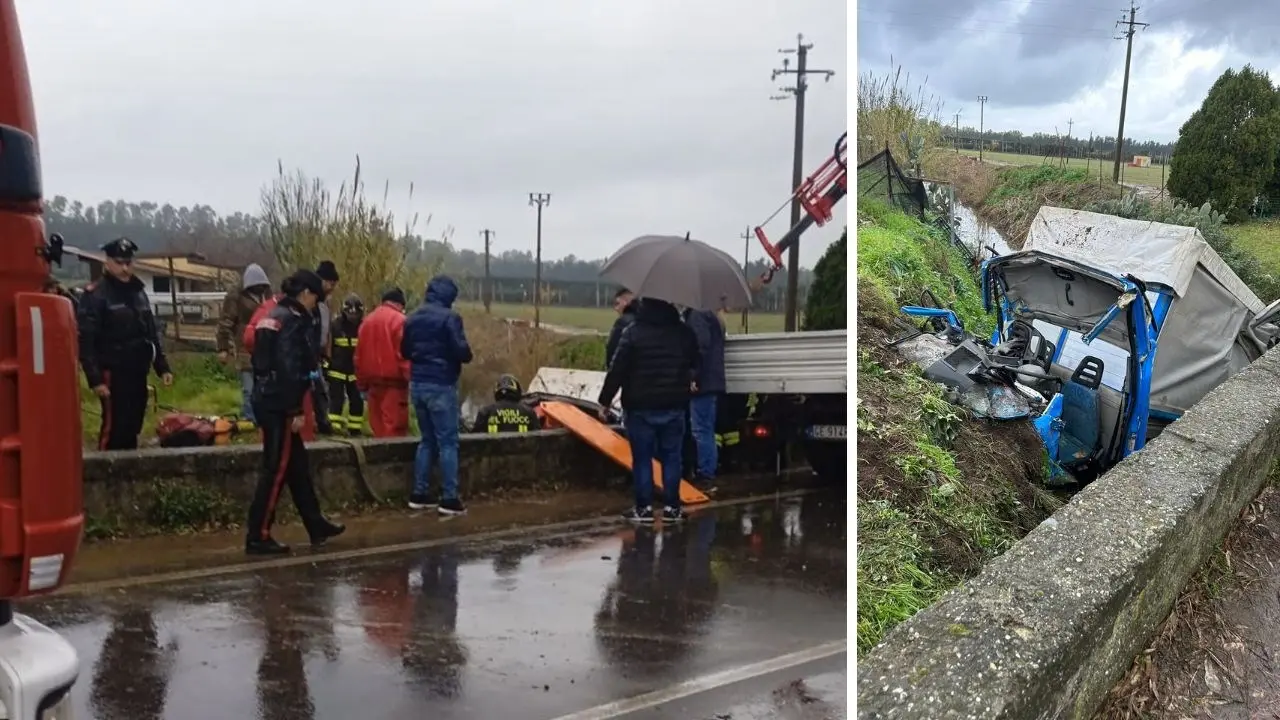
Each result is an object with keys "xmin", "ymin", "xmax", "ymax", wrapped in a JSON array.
[{"xmin": 906, "ymin": 205, "xmax": 1280, "ymax": 483}]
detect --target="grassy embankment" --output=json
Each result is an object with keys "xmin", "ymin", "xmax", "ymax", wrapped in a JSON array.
[
  {"xmin": 1227, "ymin": 219, "xmax": 1280, "ymax": 281},
  {"xmin": 855, "ymin": 197, "xmax": 1057, "ymax": 655},
  {"xmin": 81, "ymin": 310, "xmax": 608, "ymax": 446}
]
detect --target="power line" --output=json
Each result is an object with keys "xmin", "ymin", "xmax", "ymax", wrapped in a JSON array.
[
  {"xmin": 856, "ymin": 9, "xmax": 1116, "ymax": 36},
  {"xmin": 1113, "ymin": 1, "xmax": 1149, "ymax": 183},
  {"xmin": 769, "ymin": 33, "xmax": 835, "ymax": 333},
  {"xmin": 856, "ymin": 19, "xmax": 1113, "ymax": 39}
]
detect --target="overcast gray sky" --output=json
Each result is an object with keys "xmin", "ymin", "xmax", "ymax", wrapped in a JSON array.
[
  {"xmin": 19, "ymin": 0, "xmax": 848, "ymax": 268},
  {"xmin": 858, "ymin": 0, "xmax": 1280, "ymax": 143}
]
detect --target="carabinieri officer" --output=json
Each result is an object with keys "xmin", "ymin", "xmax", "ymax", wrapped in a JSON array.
[{"xmin": 77, "ymin": 237, "xmax": 173, "ymax": 450}]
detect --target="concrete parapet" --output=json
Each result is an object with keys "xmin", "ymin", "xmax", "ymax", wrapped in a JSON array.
[
  {"xmin": 83, "ymin": 429, "xmax": 625, "ymax": 528},
  {"xmin": 858, "ymin": 348, "xmax": 1280, "ymax": 719}
]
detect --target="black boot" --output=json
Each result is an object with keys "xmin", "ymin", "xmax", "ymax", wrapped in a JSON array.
[
  {"xmin": 309, "ymin": 520, "xmax": 346, "ymax": 547},
  {"xmin": 246, "ymin": 537, "xmax": 291, "ymax": 556}
]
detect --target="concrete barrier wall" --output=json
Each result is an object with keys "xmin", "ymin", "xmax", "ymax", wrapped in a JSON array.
[
  {"xmin": 84, "ymin": 429, "xmax": 625, "ymax": 526},
  {"xmin": 858, "ymin": 348, "xmax": 1280, "ymax": 719}
]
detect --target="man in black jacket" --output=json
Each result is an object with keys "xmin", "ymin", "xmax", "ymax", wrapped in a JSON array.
[
  {"xmin": 604, "ymin": 288, "xmax": 636, "ymax": 369},
  {"xmin": 245, "ymin": 269, "xmax": 345, "ymax": 555},
  {"xmin": 78, "ymin": 237, "xmax": 174, "ymax": 451},
  {"xmin": 598, "ymin": 298, "xmax": 700, "ymax": 524}
]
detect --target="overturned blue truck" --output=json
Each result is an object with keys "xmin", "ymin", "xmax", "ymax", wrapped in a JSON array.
[{"xmin": 896, "ymin": 206, "xmax": 1280, "ymax": 483}]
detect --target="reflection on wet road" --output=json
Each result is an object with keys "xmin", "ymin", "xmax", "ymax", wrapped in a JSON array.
[{"xmin": 25, "ymin": 493, "xmax": 847, "ymax": 720}]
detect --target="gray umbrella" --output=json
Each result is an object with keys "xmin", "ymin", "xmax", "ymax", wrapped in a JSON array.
[{"xmin": 600, "ymin": 234, "xmax": 753, "ymax": 311}]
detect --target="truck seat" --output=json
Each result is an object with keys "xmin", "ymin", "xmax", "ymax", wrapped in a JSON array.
[{"xmin": 1056, "ymin": 356, "xmax": 1105, "ymax": 467}]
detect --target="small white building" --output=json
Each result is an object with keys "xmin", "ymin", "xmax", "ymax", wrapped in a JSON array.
[{"xmin": 62, "ymin": 246, "xmax": 239, "ymax": 320}]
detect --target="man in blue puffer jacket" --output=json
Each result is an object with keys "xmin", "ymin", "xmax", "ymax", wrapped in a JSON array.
[{"xmin": 400, "ymin": 275, "xmax": 474, "ymax": 516}]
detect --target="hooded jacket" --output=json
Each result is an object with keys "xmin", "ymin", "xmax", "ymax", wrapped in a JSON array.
[
  {"xmin": 356, "ymin": 301, "xmax": 410, "ymax": 387},
  {"xmin": 683, "ymin": 308, "xmax": 726, "ymax": 394},
  {"xmin": 605, "ymin": 297, "xmax": 638, "ymax": 369},
  {"xmin": 216, "ymin": 263, "xmax": 272, "ymax": 371},
  {"xmin": 401, "ymin": 276, "xmax": 473, "ymax": 386},
  {"xmin": 598, "ymin": 298, "xmax": 700, "ymax": 413}
]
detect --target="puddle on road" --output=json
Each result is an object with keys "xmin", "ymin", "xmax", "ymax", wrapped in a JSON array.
[{"xmin": 28, "ymin": 492, "xmax": 848, "ymax": 720}]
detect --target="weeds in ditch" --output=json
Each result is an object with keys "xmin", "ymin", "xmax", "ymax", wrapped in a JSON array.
[
  {"xmin": 856, "ymin": 500, "xmax": 946, "ymax": 656},
  {"xmin": 144, "ymin": 480, "xmax": 240, "ymax": 534}
]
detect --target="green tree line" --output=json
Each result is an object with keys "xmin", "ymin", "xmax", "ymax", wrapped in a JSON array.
[
  {"xmin": 43, "ymin": 195, "xmax": 809, "ymax": 309},
  {"xmin": 1167, "ymin": 65, "xmax": 1280, "ymax": 221}
]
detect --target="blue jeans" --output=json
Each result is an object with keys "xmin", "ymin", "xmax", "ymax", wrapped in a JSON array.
[
  {"xmin": 627, "ymin": 408, "xmax": 686, "ymax": 510},
  {"xmin": 411, "ymin": 382, "xmax": 460, "ymax": 500},
  {"xmin": 689, "ymin": 393, "xmax": 718, "ymax": 479},
  {"xmin": 239, "ymin": 371, "xmax": 256, "ymax": 424}
]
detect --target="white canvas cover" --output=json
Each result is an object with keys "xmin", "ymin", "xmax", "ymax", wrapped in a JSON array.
[
  {"xmin": 1011, "ymin": 206, "xmax": 1277, "ymax": 416},
  {"xmin": 1023, "ymin": 206, "xmax": 1262, "ymax": 309}
]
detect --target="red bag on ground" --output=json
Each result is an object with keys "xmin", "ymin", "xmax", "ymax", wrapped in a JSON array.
[
  {"xmin": 241, "ymin": 294, "xmax": 281, "ymax": 354},
  {"xmin": 157, "ymin": 412, "xmax": 217, "ymax": 448}
]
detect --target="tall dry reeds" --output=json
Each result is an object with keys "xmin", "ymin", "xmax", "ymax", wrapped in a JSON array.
[
  {"xmin": 259, "ymin": 156, "xmax": 445, "ymax": 308},
  {"xmin": 857, "ymin": 59, "xmax": 946, "ymax": 166}
]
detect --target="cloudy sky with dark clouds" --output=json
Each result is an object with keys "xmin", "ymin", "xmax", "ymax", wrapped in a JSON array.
[
  {"xmin": 857, "ymin": 0, "xmax": 1280, "ymax": 143},
  {"xmin": 18, "ymin": 0, "xmax": 848, "ymax": 266}
]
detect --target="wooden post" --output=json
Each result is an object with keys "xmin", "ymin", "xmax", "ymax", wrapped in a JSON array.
[{"xmin": 167, "ymin": 257, "xmax": 181, "ymax": 341}]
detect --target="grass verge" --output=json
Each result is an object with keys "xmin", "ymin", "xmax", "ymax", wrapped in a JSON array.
[
  {"xmin": 855, "ymin": 198, "xmax": 1056, "ymax": 655},
  {"xmin": 81, "ymin": 312, "xmax": 609, "ymax": 446},
  {"xmin": 453, "ymin": 301, "xmax": 787, "ymax": 334}
]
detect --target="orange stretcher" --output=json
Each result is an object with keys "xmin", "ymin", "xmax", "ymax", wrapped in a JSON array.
[{"xmin": 539, "ymin": 401, "xmax": 709, "ymax": 505}]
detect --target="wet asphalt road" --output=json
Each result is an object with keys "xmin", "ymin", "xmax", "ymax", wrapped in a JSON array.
[{"xmin": 25, "ymin": 492, "xmax": 847, "ymax": 720}]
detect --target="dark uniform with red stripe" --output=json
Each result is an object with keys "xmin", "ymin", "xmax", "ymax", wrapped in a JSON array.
[
  {"xmin": 76, "ymin": 245, "xmax": 171, "ymax": 451},
  {"xmin": 245, "ymin": 293, "xmax": 341, "ymax": 553}
]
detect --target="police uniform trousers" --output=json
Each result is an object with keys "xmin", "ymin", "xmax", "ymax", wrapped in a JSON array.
[
  {"xmin": 326, "ymin": 368, "xmax": 365, "ymax": 434},
  {"xmin": 246, "ymin": 406, "xmax": 326, "ymax": 543},
  {"xmin": 97, "ymin": 366, "xmax": 151, "ymax": 451}
]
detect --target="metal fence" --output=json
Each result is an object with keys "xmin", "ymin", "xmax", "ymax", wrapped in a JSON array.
[{"xmin": 857, "ymin": 148, "xmax": 927, "ymax": 219}]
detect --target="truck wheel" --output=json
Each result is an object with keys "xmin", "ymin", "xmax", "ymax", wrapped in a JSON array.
[{"xmin": 804, "ymin": 439, "xmax": 846, "ymax": 484}]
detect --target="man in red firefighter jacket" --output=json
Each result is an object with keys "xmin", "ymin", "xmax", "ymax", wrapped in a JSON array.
[{"xmin": 355, "ymin": 287, "xmax": 411, "ymax": 437}]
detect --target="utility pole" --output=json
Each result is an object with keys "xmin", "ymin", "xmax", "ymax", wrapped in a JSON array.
[
  {"xmin": 480, "ymin": 229, "xmax": 493, "ymax": 314},
  {"xmin": 1113, "ymin": 2, "xmax": 1149, "ymax": 183},
  {"xmin": 741, "ymin": 226, "xmax": 753, "ymax": 333},
  {"xmin": 977, "ymin": 96, "xmax": 988, "ymax": 162},
  {"xmin": 528, "ymin": 193, "xmax": 551, "ymax": 328},
  {"xmin": 769, "ymin": 33, "xmax": 835, "ymax": 333},
  {"xmin": 954, "ymin": 112, "xmax": 961, "ymax": 153}
]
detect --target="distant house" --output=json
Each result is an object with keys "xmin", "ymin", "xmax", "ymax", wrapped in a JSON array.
[
  {"xmin": 61, "ymin": 247, "xmax": 240, "ymax": 321},
  {"xmin": 62, "ymin": 247, "xmax": 237, "ymax": 292}
]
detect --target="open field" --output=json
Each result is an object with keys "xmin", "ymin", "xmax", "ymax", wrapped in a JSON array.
[
  {"xmin": 1227, "ymin": 219, "xmax": 1280, "ymax": 277},
  {"xmin": 957, "ymin": 149, "xmax": 1169, "ymax": 188},
  {"xmin": 452, "ymin": 301, "xmax": 788, "ymax": 334}
]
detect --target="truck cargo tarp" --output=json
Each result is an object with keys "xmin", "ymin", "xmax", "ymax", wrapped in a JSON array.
[{"xmin": 1019, "ymin": 206, "xmax": 1275, "ymax": 416}]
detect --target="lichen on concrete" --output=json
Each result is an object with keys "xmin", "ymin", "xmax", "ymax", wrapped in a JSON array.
[{"xmin": 858, "ymin": 346, "xmax": 1280, "ymax": 719}]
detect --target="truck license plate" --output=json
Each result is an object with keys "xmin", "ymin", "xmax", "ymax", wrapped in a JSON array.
[{"xmin": 806, "ymin": 424, "xmax": 846, "ymax": 441}]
